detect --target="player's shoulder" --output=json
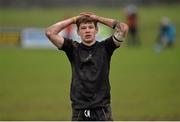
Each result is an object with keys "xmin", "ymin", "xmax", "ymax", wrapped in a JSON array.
[
  {"xmin": 72, "ymin": 40, "xmax": 80, "ymax": 48},
  {"xmin": 65, "ymin": 37, "xmax": 80, "ymax": 45},
  {"xmin": 99, "ymin": 36, "xmax": 113, "ymax": 44}
]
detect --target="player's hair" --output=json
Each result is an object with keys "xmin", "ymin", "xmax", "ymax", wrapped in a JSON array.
[{"xmin": 76, "ymin": 16, "xmax": 98, "ymax": 30}]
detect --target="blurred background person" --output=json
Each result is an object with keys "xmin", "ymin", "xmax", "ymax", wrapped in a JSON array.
[
  {"xmin": 155, "ymin": 16, "xmax": 176, "ymax": 52},
  {"xmin": 125, "ymin": 4, "xmax": 141, "ymax": 46},
  {"xmin": 63, "ymin": 16, "xmax": 74, "ymax": 39}
]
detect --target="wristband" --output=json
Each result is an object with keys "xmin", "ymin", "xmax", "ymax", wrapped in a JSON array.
[{"xmin": 72, "ymin": 16, "xmax": 77, "ymax": 24}]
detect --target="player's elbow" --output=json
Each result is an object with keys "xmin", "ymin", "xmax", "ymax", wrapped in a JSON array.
[
  {"xmin": 45, "ymin": 28, "xmax": 53, "ymax": 38},
  {"xmin": 45, "ymin": 27, "xmax": 57, "ymax": 39}
]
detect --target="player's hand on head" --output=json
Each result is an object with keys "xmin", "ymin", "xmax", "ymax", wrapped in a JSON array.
[
  {"xmin": 80, "ymin": 12, "xmax": 94, "ymax": 16},
  {"xmin": 72, "ymin": 15, "xmax": 83, "ymax": 24},
  {"xmin": 80, "ymin": 12, "xmax": 98, "ymax": 21},
  {"xmin": 76, "ymin": 15, "xmax": 82, "ymax": 20}
]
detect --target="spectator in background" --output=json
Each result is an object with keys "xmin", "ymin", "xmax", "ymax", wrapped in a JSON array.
[
  {"xmin": 63, "ymin": 16, "xmax": 74, "ymax": 39},
  {"xmin": 155, "ymin": 16, "xmax": 176, "ymax": 52},
  {"xmin": 125, "ymin": 4, "xmax": 141, "ymax": 46},
  {"xmin": 64, "ymin": 23, "xmax": 73, "ymax": 39}
]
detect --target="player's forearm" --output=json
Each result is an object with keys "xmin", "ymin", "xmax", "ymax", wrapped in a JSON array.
[
  {"xmin": 45, "ymin": 17, "xmax": 76, "ymax": 49},
  {"xmin": 45, "ymin": 17, "xmax": 74, "ymax": 36},
  {"xmin": 97, "ymin": 16, "xmax": 118, "ymax": 29},
  {"xmin": 98, "ymin": 16, "xmax": 128, "ymax": 39}
]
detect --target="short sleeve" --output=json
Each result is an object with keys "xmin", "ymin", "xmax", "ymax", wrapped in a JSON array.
[
  {"xmin": 59, "ymin": 38, "xmax": 73, "ymax": 51},
  {"xmin": 59, "ymin": 38, "xmax": 74, "ymax": 62},
  {"xmin": 103, "ymin": 36, "xmax": 119, "ymax": 55}
]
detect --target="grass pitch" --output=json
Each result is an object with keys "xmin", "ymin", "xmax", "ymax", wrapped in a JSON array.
[{"xmin": 0, "ymin": 47, "xmax": 180, "ymax": 120}]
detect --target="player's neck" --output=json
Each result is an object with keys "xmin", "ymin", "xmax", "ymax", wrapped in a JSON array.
[{"xmin": 82, "ymin": 40, "xmax": 96, "ymax": 47}]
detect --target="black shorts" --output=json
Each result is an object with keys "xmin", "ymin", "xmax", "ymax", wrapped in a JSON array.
[{"xmin": 72, "ymin": 105, "xmax": 113, "ymax": 121}]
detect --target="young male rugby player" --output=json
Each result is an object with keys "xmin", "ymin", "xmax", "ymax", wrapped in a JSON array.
[{"xmin": 45, "ymin": 12, "xmax": 128, "ymax": 121}]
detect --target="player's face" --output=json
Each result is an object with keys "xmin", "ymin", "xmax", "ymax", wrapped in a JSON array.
[{"xmin": 78, "ymin": 22, "xmax": 98, "ymax": 44}]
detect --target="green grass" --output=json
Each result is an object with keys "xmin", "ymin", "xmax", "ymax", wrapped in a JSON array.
[
  {"xmin": 111, "ymin": 47, "xmax": 180, "ymax": 120},
  {"xmin": 0, "ymin": 4, "xmax": 180, "ymax": 120},
  {"xmin": 0, "ymin": 47, "xmax": 180, "ymax": 120},
  {"xmin": 0, "ymin": 48, "xmax": 72, "ymax": 120}
]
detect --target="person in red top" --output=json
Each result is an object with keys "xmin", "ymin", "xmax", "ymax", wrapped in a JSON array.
[
  {"xmin": 125, "ymin": 4, "xmax": 140, "ymax": 46},
  {"xmin": 63, "ymin": 16, "xmax": 74, "ymax": 39}
]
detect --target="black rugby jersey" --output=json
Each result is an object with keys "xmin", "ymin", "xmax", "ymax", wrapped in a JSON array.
[{"xmin": 59, "ymin": 36, "xmax": 119, "ymax": 109}]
